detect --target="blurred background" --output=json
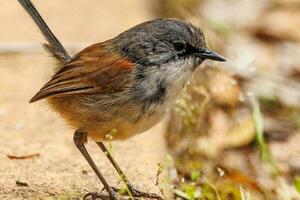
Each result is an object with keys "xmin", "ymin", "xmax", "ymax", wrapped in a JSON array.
[{"xmin": 0, "ymin": 0, "xmax": 300, "ymax": 200}]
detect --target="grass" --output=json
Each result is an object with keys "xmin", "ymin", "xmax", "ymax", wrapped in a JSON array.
[
  {"xmin": 168, "ymin": 91, "xmax": 299, "ymax": 200},
  {"xmin": 250, "ymin": 94, "xmax": 292, "ymax": 200},
  {"xmin": 240, "ymin": 186, "xmax": 252, "ymax": 200},
  {"xmin": 250, "ymin": 94, "xmax": 277, "ymax": 172},
  {"xmin": 105, "ymin": 129, "xmax": 135, "ymax": 200},
  {"xmin": 294, "ymin": 177, "xmax": 300, "ymax": 194}
]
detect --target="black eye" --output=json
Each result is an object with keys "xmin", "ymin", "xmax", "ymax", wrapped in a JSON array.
[{"xmin": 174, "ymin": 42, "xmax": 186, "ymax": 52}]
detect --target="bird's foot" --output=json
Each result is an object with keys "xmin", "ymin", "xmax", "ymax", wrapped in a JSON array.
[
  {"xmin": 83, "ymin": 191, "xmax": 132, "ymax": 200},
  {"xmin": 112, "ymin": 185, "xmax": 163, "ymax": 200}
]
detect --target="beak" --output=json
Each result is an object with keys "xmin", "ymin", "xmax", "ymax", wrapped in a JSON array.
[{"xmin": 196, "ymin": 49, "xmax": 226, "ymax": 62}]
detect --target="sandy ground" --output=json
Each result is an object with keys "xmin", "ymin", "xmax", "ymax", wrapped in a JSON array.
[{"xmin": 0, "ymin": 1, "xmax": 167, "ymax": 199}]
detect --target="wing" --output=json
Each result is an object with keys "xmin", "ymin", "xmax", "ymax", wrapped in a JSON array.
[{"xmin": 30, "ymin": 43, "xmax": 134, "ymax": 103}]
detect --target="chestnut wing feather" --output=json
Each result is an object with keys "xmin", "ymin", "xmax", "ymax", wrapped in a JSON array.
[{"xmin": 30, "ymin": 43, "xmax": 134, "ymax": 103}]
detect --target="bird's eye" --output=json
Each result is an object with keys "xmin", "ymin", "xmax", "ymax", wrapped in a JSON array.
[{"xmin": 174, "ymin": 42, "xmax": 186, "ymax": 52}]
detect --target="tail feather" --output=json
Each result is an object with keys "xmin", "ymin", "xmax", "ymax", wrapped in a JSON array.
[
  {"xmin": 18, "ymin": 0, "xmax": 72, "ymax": 102},
  {"xmin": 43, "ymin": 43, "xmax": 68, "ymax": 64},
  {"xmin": 18, "ymin": 0, "xmax": 71, "ymax": 64}
]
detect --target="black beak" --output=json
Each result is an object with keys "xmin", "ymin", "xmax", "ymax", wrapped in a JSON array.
[{"xmin": 196, "ymin": 49, "xmax": 226, "ymax": 62}]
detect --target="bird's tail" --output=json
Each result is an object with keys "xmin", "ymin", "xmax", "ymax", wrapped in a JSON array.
[{"xmin": 17, "ymin": 0, "xmax": 71, "ymax": 64}]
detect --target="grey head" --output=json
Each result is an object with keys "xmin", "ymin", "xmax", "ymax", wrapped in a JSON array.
[
  {"xmin": 113, "ymin": 18, "xmax": 225, "ymax": 68},
  {"xmin": 112, "ymin": 19, "xmax": 226, "ymax": 107}
]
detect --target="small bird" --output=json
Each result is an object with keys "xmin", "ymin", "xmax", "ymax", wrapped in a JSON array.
[{"xmin": 18, "ymin": 0, "xmax": 225, "ymax": 200}]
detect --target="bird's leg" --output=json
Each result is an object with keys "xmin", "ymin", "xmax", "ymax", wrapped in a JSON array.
[
  {"xmin": 73, "ymin": 130, "xmax": 121, "ymax": 200},
  {"xmin": 96, "ymin": 142, "xmax": 163, "ymax": 200}
]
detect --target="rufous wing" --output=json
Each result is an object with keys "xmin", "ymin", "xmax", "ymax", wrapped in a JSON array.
[{"xmin": 30, "ymin": 43, "xmax": 134, "ymax": 103}]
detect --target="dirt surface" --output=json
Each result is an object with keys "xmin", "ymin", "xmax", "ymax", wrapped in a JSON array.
[{"xmin": 0, "ymin": 1, "xmax": 167, "ymax": 200}]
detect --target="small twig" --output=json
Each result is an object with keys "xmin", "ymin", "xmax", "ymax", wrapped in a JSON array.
[
  {"xmin": 7, "ymin": 153, "xmax": 40, "ymax": 160},
  {"xmin": 155, "ymin": 163, "xmax": 166, "ymax": 200}
]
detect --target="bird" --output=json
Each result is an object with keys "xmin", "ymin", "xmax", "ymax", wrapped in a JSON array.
[{"xmin": 18, "ymin": 0, "xmax": 226, "ymax": 200}]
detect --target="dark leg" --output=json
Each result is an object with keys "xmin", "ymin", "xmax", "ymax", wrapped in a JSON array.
[
  {"xmin": 73, "ymin": 131, "xmax": 120, "ymax": 200},
  {"xmin": 96, "ymin": 142, "xmax": 163, "ymax": 200}
]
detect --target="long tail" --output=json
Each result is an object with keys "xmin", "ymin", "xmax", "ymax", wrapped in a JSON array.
[{"xmin": 17, "ymin": 0, "xmax": 71, "ymax": 63}]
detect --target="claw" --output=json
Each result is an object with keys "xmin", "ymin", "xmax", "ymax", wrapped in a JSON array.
[
  {"xmin": 83, "ymin": 191, "xmax": 135, "ymax": 200},
  {"xmin": 112, "ymin": 186, "xmax": 163, "ymax": 200},
  {"xmin": 83, "ymin": 192, "xmax": 110, "ymax": 200}
]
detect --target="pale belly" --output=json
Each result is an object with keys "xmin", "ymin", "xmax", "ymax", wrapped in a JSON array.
[{"xmin": 48, "ymin": 94, "xmax": 172, "ymax": 142}]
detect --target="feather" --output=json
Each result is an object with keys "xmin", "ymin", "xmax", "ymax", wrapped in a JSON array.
[{"xmin": 30, "ymin": 43, "xmax": 134, "ymax": 102}]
